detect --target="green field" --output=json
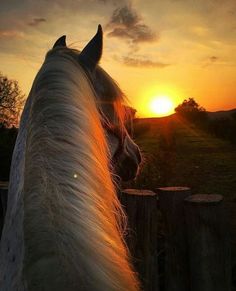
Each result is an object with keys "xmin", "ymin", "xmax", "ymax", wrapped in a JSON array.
[
  {"xmin": 124, "ymin": 115, "xmax": 236, "ymax": 287},
  {"xmin": 126, "ymin": 115, "xmax": 236, "ymax": 199}
]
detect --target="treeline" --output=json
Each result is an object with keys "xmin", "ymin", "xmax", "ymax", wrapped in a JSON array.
[
  {"xmin": 0, "ymin": 72, "xmax": 23, "ymax": 180},
  {"xmin": 0, "ymin": 126, "xmax": 18, "ymax": 180},
  {"xmin": 175, "ymin": 98, "xmax": 236, "ymax": 145},
  {"xmin": 207, "ymin": 115, "xmax": 236, "ymax": 144}
]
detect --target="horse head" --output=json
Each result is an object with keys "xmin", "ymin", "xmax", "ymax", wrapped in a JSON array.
[{"xmin": 53, "ymin": 25, "xmax": 142, "ymax": 182}]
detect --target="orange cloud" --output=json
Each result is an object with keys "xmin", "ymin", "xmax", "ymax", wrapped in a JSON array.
[
  {"xmin": 0, "ymin": 30, "xmax": 25, "ymax": 39},
  {"xmin": 121, "ymin": 56, "xmax": 170, "ymax": 68}
]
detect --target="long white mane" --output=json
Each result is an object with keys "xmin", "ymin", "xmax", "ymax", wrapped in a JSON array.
[
  {"xmin": 9, "ymin": 50, "xmax": 138, "ymax": 290},
  {"xmin": 23, "ymin": 50, "xmax": 139, "ymax": 290}
]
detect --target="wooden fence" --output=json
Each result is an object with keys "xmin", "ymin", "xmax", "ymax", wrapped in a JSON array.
[
  {"xmin": 0, "ymin": 181, "xmax": 8, "ymax": 236},
  {"xmin": 120, "ymin": 187, "xmax": 231, "ymax": 291},
  {"xmin": 0, "ymin": 184, "xmax": 232, "ymax": 291}
]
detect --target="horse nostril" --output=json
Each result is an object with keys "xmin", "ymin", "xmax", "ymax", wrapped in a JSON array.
[{"xmin": 119, "ymin": 163, "xmax": 138, "ymax": 182}]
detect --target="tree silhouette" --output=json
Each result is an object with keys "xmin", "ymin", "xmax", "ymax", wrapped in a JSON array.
[
  {"xmin": 175, "ymin": 98, "xmax": 207, "ymax": 124},
  {"xmin": 175, "ymin": 98, "xmax": 205, "ymax": 114},
  {"xmin": 0, "ymin": 72, "xmax": 25, "ymax": 127}
]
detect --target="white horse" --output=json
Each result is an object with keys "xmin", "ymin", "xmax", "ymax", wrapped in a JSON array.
[{"xmin": 0, "ymin": 25, "xmax": 141, "ymax": 291}]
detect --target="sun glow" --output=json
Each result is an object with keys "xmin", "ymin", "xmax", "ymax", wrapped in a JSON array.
[{"xmin": 149, "ymin": 96, "xmax": 175, "ymax": 116}]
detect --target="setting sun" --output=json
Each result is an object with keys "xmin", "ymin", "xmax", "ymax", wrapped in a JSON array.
[{"xmin": 149, "ymin": 96, "xmax": 174, "ymax": 117}]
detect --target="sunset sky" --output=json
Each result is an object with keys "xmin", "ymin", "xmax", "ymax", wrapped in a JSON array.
[{"xmin": 0, "ymin": 0, "xmax": 236, "ymax": 117}]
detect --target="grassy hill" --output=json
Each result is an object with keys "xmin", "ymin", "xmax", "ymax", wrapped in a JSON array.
[
  {"xmin": 125, "ymin": 115, "xmax": 236, "ymax": 200},
  {"xmin": 207, "ymin": 108, "xmax": 236, "ymax": 120}
]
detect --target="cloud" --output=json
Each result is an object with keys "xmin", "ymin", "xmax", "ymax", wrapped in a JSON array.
[
  {"xmin": 209, "ymin": 56, "xmax": 218, "ymax": 62},
  {"xmin": 116, "ymin": 55, "xmax": 169, "ymax": 68},
  {"xmin": 202, "ymin": 55, "xmax": 220, "ymax": 67},
  {"xmin": 109, "ymin": 4, "xmax": 139, "ymax": 28},
  {"xmin": 0, "ymin": 30, "xmax": 25, "ymax": 39},
  {"xmin": 106, "ymin": 5, "xmax": 157, "ymax": 44},
  {"xmin": 28, "ymin": 18, "xmax": 46, "ymax": 27}
]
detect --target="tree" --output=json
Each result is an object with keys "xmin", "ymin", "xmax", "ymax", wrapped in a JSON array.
[
  {"xmin": 175, "ymin": 98, "xmax": 206, "ymax": 114},
  {"xmin": 175, "ymin": 98, "xmax": 207, "ymax": 125},
  {"xmin": 0, "ymin": 72, "xmax": 25, "ymax": 127}
]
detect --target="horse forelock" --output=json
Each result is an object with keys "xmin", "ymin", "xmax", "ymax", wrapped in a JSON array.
[{"xmin": 22, "ymin": 50, "xmax": 139, "ymax": 290}]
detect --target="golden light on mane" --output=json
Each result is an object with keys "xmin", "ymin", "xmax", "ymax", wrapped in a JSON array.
[{"xmin": 0, "ymin": 46, "xmax": 139, "ymax": 290}]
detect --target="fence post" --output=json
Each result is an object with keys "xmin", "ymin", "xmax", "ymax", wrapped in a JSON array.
[
  {"xmin": 184, "ymin": 194, "xmax": 231, "ymax": 291},
  {"xmin": 119, "ymin": 189, "xmax": 159, "ymax": 291},
  {"xmin": 0, "ymin": 181, "xmax": 8, "ymax": 237},
  {"xmin": 157, "ymin": 186, "xmax": 191, "ymax": 291}
]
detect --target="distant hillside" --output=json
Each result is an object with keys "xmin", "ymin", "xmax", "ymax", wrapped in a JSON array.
[
  {"xmin": 206, "ymin": 108, "xmax": 236, "ymax": 120},
  {"xmin": 135, "ymin": 109, "xmax": 236, "ymax": 122},
  {"xmin": 134, "ymin": 114, "xmax": 175, "ymax": 123}
]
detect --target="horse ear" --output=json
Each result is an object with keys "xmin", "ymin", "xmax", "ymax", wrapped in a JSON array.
[
  {"xmin": 80, "ymin": 25, "xmax": 103, "ymax": 70},
  {"xmin": 53, "ymin": 35, "xmax": 67, "ymax": 48}
]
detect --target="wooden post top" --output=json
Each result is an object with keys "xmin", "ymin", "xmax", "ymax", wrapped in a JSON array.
[
  {"xmin": 122, "ymin": 189, "xmax": 157, "ymax": 196},
  {"xmin": 185, "ymin": 194, "xmax": 223, "ymax": 205},
  {"xmin": 157, "ymin": 186, "xmax": 190, "ymax": 192},
  {"xmin": 0, "ymin": 181, "xmax": 8, "ymax": 190}
]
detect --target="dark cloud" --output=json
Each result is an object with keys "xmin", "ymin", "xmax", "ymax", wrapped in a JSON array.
[
  {"xmin": 107, "ymin": 5, "xmax": 157, "ymax": 44},
  {"xmin": 28, "ymin": 18, "xmax": 46, "ymax": 27},
  {"xmin": 120, "ymin": 56, "xmax": 169, "ymax": 68},
  {"xmin": 109, "ymin": 4, "xmax": 139, "ymax": 28},
  {"xmin": 202, "ymin": 55, "xmax": 219, "ymax": 67},
  {"xmin": 209, "ymin": 56, "xmax": 218, "ymax": 62}
]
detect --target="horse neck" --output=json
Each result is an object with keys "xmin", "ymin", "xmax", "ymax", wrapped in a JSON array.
[
  {"xmin": 0, "ymin": 91, "xmax": 35, "ymax": 291},
  {"xmin": 23, "ymin": 57, "xmax": 139, "ymax": 291}
]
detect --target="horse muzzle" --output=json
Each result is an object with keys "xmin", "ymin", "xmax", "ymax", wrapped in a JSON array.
[{"xmin": 115, "ymin": 143, "xmax": 141, "ymax": 182}]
